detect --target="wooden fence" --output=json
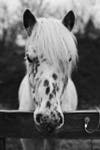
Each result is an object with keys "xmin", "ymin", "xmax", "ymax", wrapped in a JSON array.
[{"xmin": 0, "ymin": 110, "xmax": 100, "ymax": 150}]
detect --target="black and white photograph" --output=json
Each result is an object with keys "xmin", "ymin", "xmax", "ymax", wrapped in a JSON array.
[{"xmin": 0, "ymin": 0, "xmax": 100, "ymax": 150}]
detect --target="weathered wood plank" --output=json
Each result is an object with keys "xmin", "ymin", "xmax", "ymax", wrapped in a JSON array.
[{"xmin": 0, "ymin": 110, "xmax": 100, "ymax": 139}]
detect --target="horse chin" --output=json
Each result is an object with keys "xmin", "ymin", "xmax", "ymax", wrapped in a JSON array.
[
  {"xmin": 34, "ymin": 122, "xmax": 56, "ymax": 135},
  {"xmin": 34, "ymin": 119, "xmax": 64, "ymax": 136}
]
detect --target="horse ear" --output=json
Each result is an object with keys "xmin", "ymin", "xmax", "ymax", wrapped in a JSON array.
[
  {"xmin": 23, "ymin": 9, "xmax": 37, "ymax": 36},
  {"xmin": 62, "ymin": 11, "xmax": 75, "ymax": 31}
]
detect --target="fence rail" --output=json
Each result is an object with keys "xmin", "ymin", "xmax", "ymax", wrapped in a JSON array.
[{"xmin": 0, "ymin": 110, "xmax": 100, "ymax": 139}]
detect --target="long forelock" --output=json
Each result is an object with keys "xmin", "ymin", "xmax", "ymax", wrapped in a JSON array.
[{"xmin": 26, "ymin": 17, "xmax": 78, "ymax": 77}]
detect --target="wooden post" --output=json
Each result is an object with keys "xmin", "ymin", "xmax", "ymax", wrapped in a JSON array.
[{"xmin": 0, "ymin": 138, "xmax": 6, "ymax": 150}]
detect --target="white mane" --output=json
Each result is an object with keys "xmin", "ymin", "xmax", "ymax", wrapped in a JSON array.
[{"xmin": 26, "ymin": 17, "xmax": 78, "ymax": 76}]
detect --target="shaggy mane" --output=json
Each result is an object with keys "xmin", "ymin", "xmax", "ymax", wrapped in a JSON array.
[{"xmin": 26, "ymin": 17, "xmax": 78, "ymax": 76}]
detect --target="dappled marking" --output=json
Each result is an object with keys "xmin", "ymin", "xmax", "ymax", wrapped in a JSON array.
[
  {"xmin": 52, "ymin": 73, "xmax": 58, "ymax": 80},
  {"xmin": 49, "ymin": 93, "xmax": 54, "ymax": 100},
  {"xmin": 51, "ymin": 83, "xmax": 59, "ymax": 96},
  {"xmin": 44, "ymin": 79, "xmax": 49, "ymax": 87},
  {"xmin": 45, "ymin": 87, "xmax": 50, "ymax": 95},
  {"xmin": 46, "ymin": 101, "xmax": 51, "ymax": 108}
]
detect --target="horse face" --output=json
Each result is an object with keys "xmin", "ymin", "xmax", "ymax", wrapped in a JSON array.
[
  {"xmin": 23, "ymin": 9, "xmax": 77, "ymax": 132},
  {"xmin": 27, "ymin": 57, "xmax": 66, "ymax": 132}
]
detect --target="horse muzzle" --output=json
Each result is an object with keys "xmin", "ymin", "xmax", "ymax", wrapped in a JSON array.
[{"xmin": 34, "ymin": 111, "xmax": 64, "ymax": 133}]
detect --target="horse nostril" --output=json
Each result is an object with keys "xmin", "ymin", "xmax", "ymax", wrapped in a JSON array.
[
  {"xmin": 36, "ymin": 113, "xmax": 42, "ymax": 124},
  {"xmin": 59, "ymin": 115, "xmax": 63, "ymax": 125},
  {"xmin": 57, "ymin": 112, "xmax": 64, "ymax": 127}
]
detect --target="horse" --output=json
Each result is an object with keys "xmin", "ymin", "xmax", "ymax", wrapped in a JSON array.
[{"xmin": 18, "ymin": 9, "xmax": 78, "ymax": 150}]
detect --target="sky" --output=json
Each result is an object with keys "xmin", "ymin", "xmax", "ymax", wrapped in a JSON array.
[
  {"xmin": 1, "ymin": 0, "xmax": 20, "ymax": 12},
  {"xmin": 1, "ymin": 0, "xmax": 98, "ymax": 13},
  {"xmin": 1, "ymin": 0, "xmax": 100, "ymax": 46},
  {"xmin": 1, "ymin": 0, "xmax": 100, "ymax": 31}
]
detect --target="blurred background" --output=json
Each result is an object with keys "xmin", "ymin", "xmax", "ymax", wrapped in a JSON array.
[{"xmin": 0, "ymin": 0, "xmax": 100, "ymax": 149}]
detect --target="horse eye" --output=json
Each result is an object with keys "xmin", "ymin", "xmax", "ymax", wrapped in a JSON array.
[
  {"xmin": 26, "ymin": 55, "xmax": 33, "ymax": 63},
  {"xmin": 69, "ymin": 57, "xmax": 72, "ymax": 62}
]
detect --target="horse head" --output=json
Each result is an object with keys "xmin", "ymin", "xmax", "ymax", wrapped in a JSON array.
[{"xmin": 23, "ymin": 9, "xmax": 77, "ymax": 132}]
